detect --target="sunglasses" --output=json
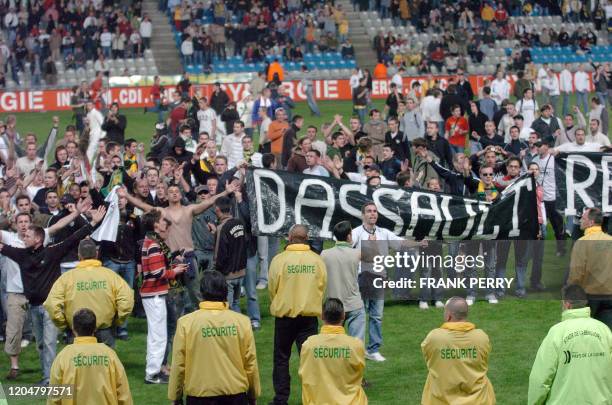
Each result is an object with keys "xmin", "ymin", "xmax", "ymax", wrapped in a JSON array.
[{"xmin": 482, "ymin": 173, "xmax": 494, "ymax": 177}]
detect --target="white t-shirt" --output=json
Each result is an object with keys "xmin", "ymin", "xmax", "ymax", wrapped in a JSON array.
[
  {"xmin": 391, "ymin": 73, "xmax": 403, "ymax": 91},
  {"xmin": 100, "ymin": 32, "xmax": 112, "ymax": 47},
  {"xmin": 220, "ymin": 133, "xmax": 245, "ymax": 168},
  {"xmin": 516, "ymin": 98, "xmax": 538, "ymax": 130},
  {"xmin": 259, "ymin": 117, "xmax": 272, "ymax": 144},
  {"xmin": 1, "ymin": 229, "xmax": 50, "ymax": 293},
  {"xmin": 532, "ymin": 154, "xmax": 556, "ymax": 201},
  {"xmin": 351, "ymin": 224, "xmax": 404, "ymax": 275},
  {"xmin": 303, "ymin": 165, "xmax": 329, "ymax": 177},
  {"xmin": 197, "ymin": 108, "xmax": 217, "ymax": 136}
]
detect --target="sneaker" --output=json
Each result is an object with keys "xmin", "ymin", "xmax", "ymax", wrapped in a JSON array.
[
  {"xmin": 418, "ymin": 301, "xmax": 429, "ymax": 310},
  {"xmin": 0, "ymin": 335, "xmax": 5, "ymax": 342},
  {"xmin": 515, "ymin": 289, "xmax": 527, "ymax": 298},
  {"xmin": 37, "ymin": 379, "xmax": 49, "ymax": 386},
  {"xmin": 20, "ymin": 338, "xmax": 30, "ymax": 348},
  {"xmin": 365, "ymin": 351, "xmax": 386, "ymax": 362},
  {"xmin": 117, "ymin": 334, "xmax": 129, "ymax": 341},
  {"xmin": 434, "ymin": 301, "xmax": 445, "ymax": 308},
  {"xmin": 256, "ymin": 281, "xmax": 267, "ymax": 290},
  {"xmin": 485, "ymin": 293, "xmax": 498, "ymax": 304},
  {"xmin": 466, "ymin": 296, "xmax": 475, "ymax": 306},
  {"xmin": 530, "ymin": 283, "xmax": 546, "ymax": 292},
  {"xmin": 251, "ymin": 321, "xmax": 261, "ymax": 331},
  {"xmin": 144, "ymin": 373, "xmax": 169, "ymax": 384},
  {"xmin": 6, "ymin": 368, "xmax": 19, "ymax": 380}
]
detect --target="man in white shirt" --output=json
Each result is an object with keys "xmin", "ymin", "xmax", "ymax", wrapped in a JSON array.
[
  {"xmin": 85, "ymin": 100, "xmax": 105, "ymax": 163},
  {"xmin": 498, "ymin": 102, "xmax": 517, "ymax": 142},
  {"xmin": 350, "ymin": 202, "xmax": 404, "ymax": 363},
  {"xmin": 220, "ymin": 121, "xmax": 246, "ymax": 168},
  {"xmin": 99, "ymin": 27, "xmax": 112, "ymax": 58},
  {"xmin": 574, "ymin": 64, "xmax": 590, "ymax": 113},
  {"xmin": 391, "ymin": 67, "xmax": 404, "ymax": 93},
  {"xmin": 544, "ymin": 68, "xmax": 560, "ymax": 116},
  {"xmin": 559, "ymin": 64, "xmax": 573, "ymax": 116},
  {"xmin": 531, "ymin": 141, "xmax": 566, "ymax": 256},
  {"xmin": 536, "ymin": 63, "xmax": 549, "ymax": 98},
  {"xmin": 139, "ymin": 14, "xmax": 152, "ymax": 49},
  {"xmin": 421, "ymin": 89, "xmax": 443, "ymax": 136},
  {"xmin": 556, "ymin": 106, "xmax": 587, "ymax": 145},
  {"xmin": 587, "ymin": 118, "xmax": 611, "ymax": 147},
  {"xmin": 515, "ymin": 88, "xmax": 538, "ymax": 130},
  {"xmin": 302, "ymin": 149, "xmax": 329, "ymax": 177},
  {"xmin": 553, "ymin": 128, "xmax": 603, "ymax": 154},
  {"xmin": 16, "ymin": 143, "xmax": 42, "ymax": 175},
  {"xmin": 490, "ymin": 71, "xmax": 510, "ymax": 106},
  {"xmin": 349, "ymin": 68, "xmax": 363, "ymax": 93},
  {"xmin": 197, "ymin": 98, "xmax": 217, "ymax": 140}
]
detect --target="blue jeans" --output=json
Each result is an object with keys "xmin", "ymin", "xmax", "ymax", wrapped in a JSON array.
[
  {"xmin": 256, "ymin": 236, "xmax": 280, "ymax": 284},
  {"xmin": 183, "ymin": 54, "xmax": 193, "ymax": 66},
  {"xmin": 576, "ymin": 91, "xmax": 589, "ymax": 113},
  {"xmin": 450, "ymin": 144, "xmax": 464, "ymax": 154},
  {"xmin": 102, "ymin": 46, "xmax": 111, "ymax": 58},
  {"xmin": 466, "ymin": 241, "xmax": 497, "ymax": 297},
  {"xmin": 345, "ymin": 307, "xmax": 366, "ymax": 342},
  {"xmin": 243, "ymin": 255, "xmax": 261, "ymax": 324},
  {"xmin": 147, "ymin": 99, "xmax": 165, "ymax": 123},
  {"xmin": 561, "ymin": 92, "xmax": 570, "ymax": 117},
  {"xmin": 363, "ymin": 298, "xmax": 384, "ymax": 353},
  {"xmin": 227, "ymin": 277, "xmax": 243, "ymax": 313},
  {"xmin": 305, "ymin": 87, "xmax": 320, "ymax": 117},
  {"xmin": 103, "ymin": 259, "xmax": 135, "ymax": 336},
  {"xmin": 355, "ymin": 108, "xmax": 367, "ymax": 124},
  {"xmin": 30, "ymin": 305, "xmax": 58, "ymax": 383},
  {"xmin": 596, "ymin": 91, "xmax": 607, "ymax": 106}
]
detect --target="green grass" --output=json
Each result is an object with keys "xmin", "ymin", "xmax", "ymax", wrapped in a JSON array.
[{"xmin": 0, "ymin": 96, "xmax": 609, "ymax": 404}]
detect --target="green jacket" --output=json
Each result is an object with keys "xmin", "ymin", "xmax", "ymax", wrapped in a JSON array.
[{"xmin": 528, "ymin": 307, "xmax": 612, "ymax": 405}]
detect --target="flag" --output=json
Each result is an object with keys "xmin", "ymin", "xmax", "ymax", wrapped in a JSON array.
[
  {"xmin": 100, "ymin": 169, "xmax": 123, "ymax": 197},
  {"xmin": 91, "ymin": 186, "xmax": 120, "ymax": 242}
]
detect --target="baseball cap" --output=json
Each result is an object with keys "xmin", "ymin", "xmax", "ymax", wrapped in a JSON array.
[{"xmin": 195, "ymin": 185, "xmax": 209, "ymax": 194}]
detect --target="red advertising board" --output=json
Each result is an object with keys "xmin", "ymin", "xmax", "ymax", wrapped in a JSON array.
[{"xmin": 0, "ymin": 74, "xmax": 592, "ymax": 113}]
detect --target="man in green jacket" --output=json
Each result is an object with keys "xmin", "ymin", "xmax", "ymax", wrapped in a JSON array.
[{"xmin": 528, "ymin": 284, "xmax": 612, "ymax": 404}]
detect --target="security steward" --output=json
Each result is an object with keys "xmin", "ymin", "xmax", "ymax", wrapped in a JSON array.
[
  {"xmin": 298, "ymin": 298, "xmax": 367, "ymax": 405},
  {"xmin": 420, "ymin": 297, "xmax": 495, "ymax": 405},
  {"xmin": 44, "ymin": 239, "xmax": 134, "ymax": 347},
  {"xmin": 168, "ymin": 270, "xmax": 260, "ymax": 405},
  {"xmin": 567, "ymin": 207, "xmax": 612, "ymax": 329},
  {"xmin": 269, "ymin": 224, "xmax": 327, "ymax": 405},
  {"xmin": 48, "ymin": 308, "xmax": 132, "ymax": 405}
]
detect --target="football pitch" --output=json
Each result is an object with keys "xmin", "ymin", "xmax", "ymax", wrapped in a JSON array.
[{"xmin": 0, "ymin": 97, "xmax": 608, "ymax": 404}]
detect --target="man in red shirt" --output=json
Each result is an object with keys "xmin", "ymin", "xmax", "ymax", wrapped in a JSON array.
[
  {"xmin": 145, "ymin": 76, "xmax": 165, "ymax": 123},
  {"xmin": 169, "ymin": 98, "xmax": 188, "ymax": 137},
  {"xmin": 90, "ymin": 71, "xmax": 104, "ymax": 111},
  {"xmin": 445, "ymin": 104, "xmax": 469, "ymax": 153},
  {"xmin": 430, "ymin": 47, "xmax": 445, "ymax": 72},
  {"xmin": 494, "ymin": 2, "xmax": 508, "ymax": 25}
]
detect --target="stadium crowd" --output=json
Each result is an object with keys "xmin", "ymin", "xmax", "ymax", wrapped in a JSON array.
[
  {"xmin": 0, "ymin": 54, "xmax": 610, "ymax": 402},
  {"xmin": 0, "ymin": 0, "xmax": 150, "ymax": 86},
  {"xmin": 171, "ymin": 0, "xmax": 353, "ymax": 69}
]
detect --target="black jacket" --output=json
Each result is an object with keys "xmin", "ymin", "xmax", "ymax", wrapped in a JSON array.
[
  {"xmin": 425, "ymin": 135, "xmax": 453, "ymax": 168},
  {"xmin": 385, "ymin": 131, "xmax": 410, "ymax": 161},
  {"xmin": 214, "ymin": 216, "xmax": 247, "ymax": 278},
  {"xmin": 429, "ymin": 161, "xmax": 476, "ymax": 196},
  {"xmin": 531, "ymin": 116, "xmax": 560, "ymax": 146},
  {"xmin": 101, "ymin": 114, "xmax": 127, "ymax": 144},
  {"xmin": 440, "ymin": 94, "xmax": 468, "ymax": 120},
  {"xmin": 210, "ymin": 90, "xmax": 230, "ymax": 115},
  {"xmin": 47, "ymin": 210, "xmax": 89, "ymax": 263}
]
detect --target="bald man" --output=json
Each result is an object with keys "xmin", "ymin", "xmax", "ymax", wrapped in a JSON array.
[
  {"xmin": 420, "ymin": 297, "xmax": 496, "ymax": 405},
  {"xmin": 268, "ymin": 224, "xmax": 327, "ymax": 405}
]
